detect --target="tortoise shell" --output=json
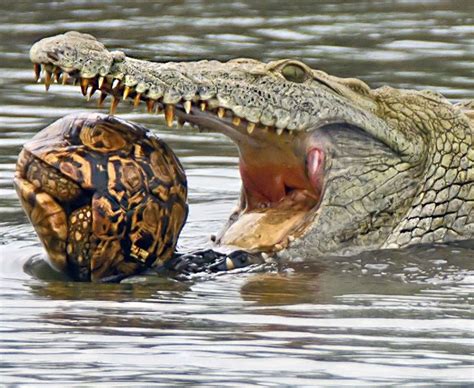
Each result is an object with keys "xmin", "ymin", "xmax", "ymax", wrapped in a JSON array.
[{"xmin": 14, "ymin": 112, "xmax": 188, "ymax": 281}]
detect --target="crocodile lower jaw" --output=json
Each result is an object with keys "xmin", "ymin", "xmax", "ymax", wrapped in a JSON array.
[{"xmin": 173, "ymin": 106, "xmax": 325, "ymax": 253}]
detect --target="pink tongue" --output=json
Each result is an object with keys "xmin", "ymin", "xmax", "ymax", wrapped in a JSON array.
[{"xmin": 307, "ymin": 148, "xmax": 324, "ymax": 194}]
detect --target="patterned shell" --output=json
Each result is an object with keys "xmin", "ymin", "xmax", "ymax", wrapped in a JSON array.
[{"xmin": 14, "ymin": 112, "xmax": 188, "ymax": 281}]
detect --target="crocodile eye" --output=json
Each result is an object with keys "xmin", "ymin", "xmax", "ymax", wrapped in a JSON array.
[{"xmin": 281, "ymin": 64, "xmax": 306, "ymax": 83}]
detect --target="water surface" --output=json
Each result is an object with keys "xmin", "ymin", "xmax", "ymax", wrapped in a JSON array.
[{"xmin": 1, "ymin": 0, "xmax": 473, "ymax": 385}]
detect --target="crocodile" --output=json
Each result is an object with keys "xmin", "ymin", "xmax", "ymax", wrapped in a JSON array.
[{"xmin": 29, "ymin": 31, "xmax": 473, "ymax": 259}]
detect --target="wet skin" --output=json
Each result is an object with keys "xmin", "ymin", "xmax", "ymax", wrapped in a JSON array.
[{"xmin": 27, "ymin": 31, "xmax": 473, "ymax": 260}]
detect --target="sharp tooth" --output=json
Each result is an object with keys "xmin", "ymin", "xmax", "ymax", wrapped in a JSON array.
[
  {"xmin": 183, "ymin": 100, "xmax": 192, "ymax": 114},
  {"xmin": 232, "ymin": 116, "xmax": 241, "ymax": 126},
  {"xmin": 217, "ymin": 107, "xmax": 225, "ymax": 118},
  {"xmin": 86, "ymin": 86, "xmax": 96, "ymax": 101},
  {"xmin": 61, "ymin": 72, "xmax": 69, "ymax": 85},
  {"xmin": 247, "ymin": 122, "xmax": 256, "ymax": 134},
  {"xmin": 53, "ymin": 67, "xmax": 61, "ymax": 83},
  {"xmin": 262, "ymin": 252, "xmax": 274, "ymax": 263},
  {"xmin": 200, "ymin": 102, "xmax": 207, "ymax": 111},
  {"xmin": 155, "ymin": 104, "xmax": 163, "ymax": 114},
  {"xmin": 44, "ymin": 70, "xmax": 52, "ymax": 91},
  {"xmin": 98, "ymin": 92, "xmax": 107, "ymax": 107},
  {"xmin": 123, "ymin": 86, "xmax": 131, "ymax": 100},
  {"xmin": 146, "ymin": 99, "xmax": 155, "ymax": 113},
  {"xmin": 34, "ymin": 64, "xmax": 41, "ymax": 82},
  {"xmin": 112, "ymin": 78, "xmax": 120, "ymax": 89},
  {"xmin": 98, "ymin": 76, "xmax": 105, "ymax": 89},
  {"xmin": 165, "ymin": 104, "xmax": 175, "ymax": 127},
  {"xmin": 110, "ymin": 95, "xmax": 119, "ymax": 115},
  {"xmin": 133, "ymin": 92, "xmax": 142, "ymax": 107},
  {"xmin": 288, "ymin": 235, "xmax": 295, "ymax": 242},
  {"xmin": 274, "ymin": 243, "xmax": 283, "ymax": 251},
  {"xmin": 276, "ymin": 128, "xmax": 284, "ymax": 136},
  {"xmin": 80, "ymin": 78, "xmax": 90, "ymax": 96}
]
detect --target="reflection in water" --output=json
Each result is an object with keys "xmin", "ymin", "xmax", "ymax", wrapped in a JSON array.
[
  {"xmin": 24, "ymin": 255, "xmax": 191, "ymax": 300},
  {"xmin": 1, "ymin": 0, "xmax": 473, "ymax": 385},
  {"xmin": 28, "ymin": 275, "xmax": 190, "ymax": 302},
  {"xmin": 13, "ymin": 252, "xmax": 472, "ymax": 386},
  {"xmin": 241, "ymin": 272, "xmax": 323, "ymax": 305}
]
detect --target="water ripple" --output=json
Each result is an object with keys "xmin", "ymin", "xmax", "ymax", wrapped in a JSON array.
[{"xmin": 0, "ymin": 0, "xmax": 473, "ymax": 385}]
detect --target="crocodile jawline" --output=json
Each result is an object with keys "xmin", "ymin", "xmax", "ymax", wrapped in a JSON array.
[{"xmin": 174, "ymin": 103, "xmax": 327, "ymax": 252}]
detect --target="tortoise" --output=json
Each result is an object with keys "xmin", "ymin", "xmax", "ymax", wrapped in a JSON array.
[{"xmin": 14, "ymin": 112, "xmax": 188, "ymax": 282}]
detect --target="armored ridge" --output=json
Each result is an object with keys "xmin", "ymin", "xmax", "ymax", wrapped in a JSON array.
[{"xmin": 29, "ymin": 31, "xmax": 473, "ymax": 258}]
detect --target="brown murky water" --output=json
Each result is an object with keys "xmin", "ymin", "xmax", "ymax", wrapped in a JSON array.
[{"xmin": 0, "ymin": 1, "xmax": 473, "ymax": 385}]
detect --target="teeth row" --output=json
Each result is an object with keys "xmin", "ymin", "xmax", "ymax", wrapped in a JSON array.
[
  {"xmin": 34, "ymin": 63, "xmax": 295, "ymax": 136},
  {"xmin": 261, "ymin": 245, "xmax": 299, "ymax": 263}
]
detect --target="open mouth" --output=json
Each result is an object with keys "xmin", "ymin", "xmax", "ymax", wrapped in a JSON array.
[
  {"xmin": 32, "ymin": 64, "xmax": 326, "ymax": 253},
  {"xmin": 181, "ymin": 106, "xmax": 325, "ymax": 252}
]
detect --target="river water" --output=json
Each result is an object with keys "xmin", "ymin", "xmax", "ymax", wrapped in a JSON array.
[{"xmin": 0, "ymin": 0, "xmax": 473, "ymax": 385}]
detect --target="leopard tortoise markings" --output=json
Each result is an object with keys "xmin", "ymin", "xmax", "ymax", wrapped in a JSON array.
[{"xmin": 14, "ymin": 112, "xmax": 188, "ymax": 281}]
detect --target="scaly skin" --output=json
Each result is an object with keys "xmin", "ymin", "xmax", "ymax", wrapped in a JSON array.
[{"xmin": 29, "ymin": 32, "xmax": 473, "ymax": 258}]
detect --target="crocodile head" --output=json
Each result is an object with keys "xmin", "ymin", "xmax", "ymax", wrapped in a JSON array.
[{"xmin": 29, "ymin": 32, "xmax": 473, "ymax": 257}]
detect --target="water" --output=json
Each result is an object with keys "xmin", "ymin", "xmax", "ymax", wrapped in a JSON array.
[{"xmin": 1, "ymin": 0, "xmax": 473, "ymax": 385}]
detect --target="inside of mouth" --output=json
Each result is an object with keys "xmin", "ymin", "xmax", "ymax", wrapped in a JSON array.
[
  {"xmin": 33, "ymin": 63, "xmax": 324, "ymax": 252},
  {"xmin": 215, "ymin": 132, "xmax": 323, "ymax": 251}
]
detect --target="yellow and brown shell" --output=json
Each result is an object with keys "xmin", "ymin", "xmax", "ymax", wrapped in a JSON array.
[{"xmin": 14, "ymin": 112, "xmax": 188, "ymax": 281}]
